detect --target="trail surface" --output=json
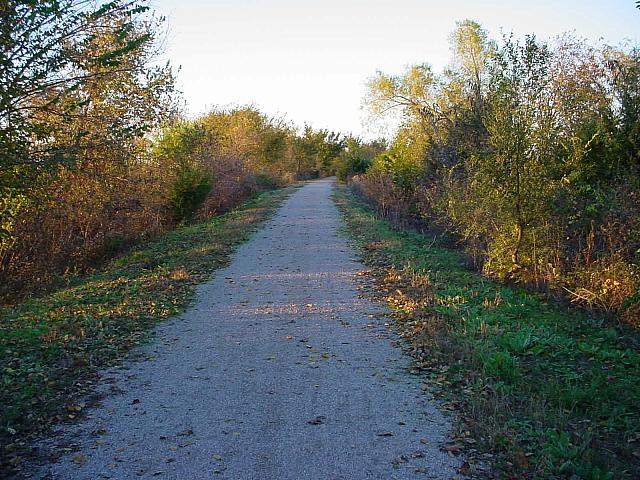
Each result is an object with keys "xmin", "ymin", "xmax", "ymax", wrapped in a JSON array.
[{"xmin": 34, "ymin": 178, "xmax": 460, "ymax": 479}]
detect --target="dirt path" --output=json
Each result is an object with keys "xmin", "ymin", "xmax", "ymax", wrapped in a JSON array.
[{"xmin": 33, "ymin": 178, "xmax": 461, "ymax": 479}]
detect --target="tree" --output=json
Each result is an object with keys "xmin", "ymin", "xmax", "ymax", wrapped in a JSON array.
[
  {"xmin": 365, "ymin": 64, "xmax": 452, "ymax": 140},
  {"xmin": 334, "ymin": 137, "xmax": 382, "ymax": 181},
  {"xmin": 448, "ymin": 19, "xmax": 495, "ymax": 121},
  {"xmin": 0, "ymin": 0, "xmax": 155, "ymax": 167},
  {"xmin": 295, "ymin": 126, "xmax": 345, "ymax": 177},
  {"xmin": 38, "ymin": 9, "xmax": 177, "ymax": 166},
  {"xmin": 478, "ymin": 35, "xmax": 558, "ymax": 269},
  {"xmin": 0, "ymin": 0, "xmax": 177, "ymax": 273}
]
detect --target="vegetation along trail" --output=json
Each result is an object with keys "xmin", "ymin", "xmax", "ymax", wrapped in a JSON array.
[{"xmin": 32, "ymin": 178, "xmax": 461, "ymax": 479}]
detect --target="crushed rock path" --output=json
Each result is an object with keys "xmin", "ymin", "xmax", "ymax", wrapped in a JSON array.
[{"xmin": 34, "ymin": 178, "xmax": 461, "ymax": 480}]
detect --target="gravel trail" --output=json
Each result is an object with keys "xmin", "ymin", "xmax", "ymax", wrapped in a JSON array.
[{"xmin": 34, "ymin": 178, "xmax": 461, "ymax": 480}]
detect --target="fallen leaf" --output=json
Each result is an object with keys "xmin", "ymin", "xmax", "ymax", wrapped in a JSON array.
[
  {"xmin": 514, "ymin": 450, "xmax": 529, "ymax": 469},
  {"xmin": 459, "ymin": 461, "xmax": 471, "ymax": 475},
  {"xmin": 307, "ymin": 416, "xmax": 326, "ymax": 425},
  {"xmin": 444, "ymin": 444, "xmax": 462, "ymax": 454},
  {"xmin": 72, "ymin": 453, "xmax": 87, "ymax": 465}
]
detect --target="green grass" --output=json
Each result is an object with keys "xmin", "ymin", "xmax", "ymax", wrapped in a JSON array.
[
  {"xmin": 334, "ymin": 186, "xmax": 640, "ymax": 480},
  {"xmin": 0, "ymin": 187, "xmax": 294, "ymax": 471}
]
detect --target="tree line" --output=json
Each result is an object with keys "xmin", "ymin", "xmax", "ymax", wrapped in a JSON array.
[
  {"xmin": 3, "ymin": 3, "xmax": 637, "ymax": 318},
  {"xmin": 349, "ymin": 20, "xmax": 639, "ymax": 320},
  {"xmin": 0, "ymin": 0, "xmax": 347, "ymax": 300}
]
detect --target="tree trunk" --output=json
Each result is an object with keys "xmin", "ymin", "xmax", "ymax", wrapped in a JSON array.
[{"xmin": 512, "ymin": 221, "xmax": 523, "ymax": 266}]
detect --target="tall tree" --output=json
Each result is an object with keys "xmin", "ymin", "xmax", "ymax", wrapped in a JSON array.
[
  {"xmin": 448, "ymin": 19, "xmax": 494, "ymax": 121},
  {"xmin": 478, "ymin": 35, "xmax": 557, "ymax": 268},
  {"xmin": 0, "ymin": 0, "xmax": 176, "ymax": 268},
  {"xmin": 0, "ymin": 0, "xmax": 155, "ymax": 166},
  {"xmin": 365, "ymin": 64, "xmax": 451, "ymax": 140}
]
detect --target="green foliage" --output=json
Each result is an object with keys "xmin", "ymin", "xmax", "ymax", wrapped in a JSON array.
[
  {"xmin": 250, "ymin": 172, "xmax": 280, "ymax": 191},
  {"xmin": 447, "ymin": 34, "xmax": 561, "ymax": 274},
  {"xmin": 370, "ymin": 125, "xmax": 427, "ymax": 191},
  {"xmin": 295, "ymin": 125, "xmax": 345, "ymax": 177},
  {"xmin": 480, "ymin": 350, "xmax": 520, "ymax": 382},
  {"xmin": 0, "ymin": 169, "xmax": 31, "ymax": 255},
  {"xmin": 365, "ymin": 63, "xmax": 449, "ymax": 144},
  {"xmin": 169, "ymin": 163, "xmax": 213, "ymax": 222},
  {"xmin": 0, "ymin": 0, "xmax": 164, "ymax": 169},
  {"xmin": 449, "ymin": 19, "xmax": 495, "ymax": 120},
  {"xmin": 2, "ymin": 97, "xmax": 342, "ymax": 296},
  {"xmin": 159, "ymin": 107, "xmax": 345, "ymax": 182},
  {"xmin": 334, "ymin": 138, "xmax": 382, "ymax": 181},
  {"xmin": 153, "ymin": 121, "xmax": 211, "ymax": 164}
]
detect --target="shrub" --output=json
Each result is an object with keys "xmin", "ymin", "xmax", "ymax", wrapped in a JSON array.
[
  {"xmin": 334, "ymin": 138, "xmax": 379, "ymax": 181},
  {"xmin": 169, "ymin": 163, "xmax": 213, "ymax": 223},
  {"xmin": 360, "ymin": 24, "xmax": 640, "ymax": 317},
  {"xmin": 250, "ymin": 172, "xmax": 280, "ymax": 191}
]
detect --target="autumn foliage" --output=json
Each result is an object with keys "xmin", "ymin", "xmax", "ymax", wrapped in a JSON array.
[
  {"xmin": 356, "ymin": 22, "xmax": 640, "ymax": 319},
  {"xmin": 0, "ymin": 2, "xmax": 345, "ymax": 301}
]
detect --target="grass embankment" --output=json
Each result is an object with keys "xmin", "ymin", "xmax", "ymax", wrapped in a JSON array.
[
  {"xmin": 0, "ymin": 187, "xmax": 294, "ymax": 473},
  {"xmin": 335, "ymin": 186, "xmax": 640, "ymax": 480}
]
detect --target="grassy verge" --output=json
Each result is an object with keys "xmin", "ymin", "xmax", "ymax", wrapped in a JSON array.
[
  {"xmin": 334, "ymin": 186, "xmax": 640, "ymax": 480},
  {"xmin": 0, "ymin": 186, "xmax": 294, "ymax": 474}
]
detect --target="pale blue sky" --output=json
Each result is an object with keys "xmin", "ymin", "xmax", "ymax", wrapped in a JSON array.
[{"xmin": 153, "ymin": 0, "xmax": 639, "ymax": 137}]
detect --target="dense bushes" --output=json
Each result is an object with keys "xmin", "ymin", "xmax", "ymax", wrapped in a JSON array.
[
  {"xmin": 0, "ymin": 101, "xmax": 346, "ymax": 300},
  {"xmin": 333, "ymin": 138, "xmax": 383, "ymax": 181},
  {"xmin": 154, "ymin": 108, "xmax": 347, "ymax": 221},
  {"xmin": 0, "ymin": 2, "xmax": 346, "ymax": 302},
  {"xmin": 356, "ymin": 21, "xmax": 640, "ymax": 318},
  {"xmin": 0, "ymin": 1, "xmax": 178, "ymax": 297},
  {"xmin": 169, "ymin": 163, "xmax": 213, "ymax": 223}
]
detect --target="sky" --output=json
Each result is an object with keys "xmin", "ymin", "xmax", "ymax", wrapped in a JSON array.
[{"xmin": 153, "ymin": 0, "xmax": 640, "ymax": 138}]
